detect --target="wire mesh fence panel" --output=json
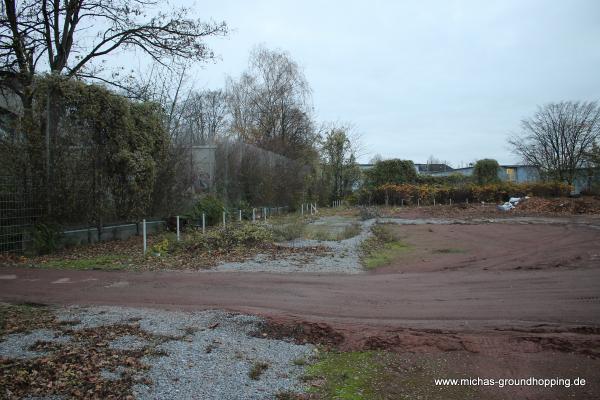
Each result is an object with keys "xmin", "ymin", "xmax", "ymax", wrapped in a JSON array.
[{"xmin": 0, "ymin": 176, "xmax": 43, "ymax": 254}]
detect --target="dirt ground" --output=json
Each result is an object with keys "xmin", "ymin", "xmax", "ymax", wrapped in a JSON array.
[
  {"xmin": 2, "ymin": 213, "xmax": 600, "ymax": 399},
  {"xmin": 372, "ymin": 222, "xmax": 600, "ymax": 273}
]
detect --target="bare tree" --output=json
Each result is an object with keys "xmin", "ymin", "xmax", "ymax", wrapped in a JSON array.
[
  {"xmin": 0, "ymin": 0, "xmax": 227, "ymax": 107},
  {"xmin": 226, "ymin": 46, "xmax": 316, "ymax": 160},
  {"xmin": 321, "ymin": 123, "xmax": 361, "ymax": 201},
  {"xmin": 509, "ymin": 101, "xmax": 600, "ymax": 184},
  {"xmin": 180, "ymin": 89, "xmax": 228, "ymax": 145}
]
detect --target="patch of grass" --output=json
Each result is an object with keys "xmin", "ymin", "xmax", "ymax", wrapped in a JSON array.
[
  {"xmin": 271, "ymin": 220, "xmax": 306, "ymax": 241},
  {"xmin": 292, "ymin": 357, "xmax": 306, "ymax": 366},
  {"xmin": 37, "ymin": 255, "xmax": 127, "ymax": 270},
  {"xmin": 248, "ymin": 361, "xmax": 269, "ymax": 380},
  {"xmin": 361, "ymin": 224, "xmax": 413, "ymax": 269},
  {"xmin": 341, "ymin": 223, "xmax": 361, "ymax": 239},
  {"xmin": 364, "ymin": 241, "xmax": 412, "ymax": 269},
  {"xmin": 305, "ymin": 351, "xmax": 383, "ymax": 399},
  {"xmin": 306, "ymin": 351, "xmax": 476, "ymax": 400},
  {"xmin": 305, "ymin": 222, "xmax": 361, "ymax": 241}
]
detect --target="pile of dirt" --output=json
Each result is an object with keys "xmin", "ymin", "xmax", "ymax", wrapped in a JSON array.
[
  {"xmin": 252, "ymin": 318, "xmax": 600, "ymax": 359},
  {"xmin": 515, "ymin": 196, "xmax": 600, "ymax": 215}
]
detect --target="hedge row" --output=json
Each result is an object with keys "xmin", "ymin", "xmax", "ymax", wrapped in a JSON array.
[{"xmin": 358, "ymin": 182, "xmax": 572, "ymax": 205}]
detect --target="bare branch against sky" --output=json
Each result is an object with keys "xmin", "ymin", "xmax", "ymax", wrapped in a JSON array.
[
  {"xmin": 175, "ymin": 0, "xmax": 600, "ymax": 165},
  {"xmin": 14, "ymin": 0, "xmax": 598, "ymax": 164}
]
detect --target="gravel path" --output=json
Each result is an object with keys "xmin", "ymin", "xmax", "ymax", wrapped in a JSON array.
[
  {"xmin": 215, "ymin": 217, "xmax": 376, "ymax": 274},
  {"xmin": 0, "ymin": 329, "xmax": 70, "ymax": 359},
  {"xmin": 2, "ymin": 306, "xmax": 315, "ymax": 400}
]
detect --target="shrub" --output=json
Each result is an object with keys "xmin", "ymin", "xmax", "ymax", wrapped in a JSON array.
[
  {"xmin": 186, "ymin": 222, "xmax": 272, "ymax": 251},
  {"xmin": 363, "ymin": 159, "xmax": 417, "ymax": 188},
  {"xmin": 271, "ymin": 221, "xmax": 305, "ymax": 241},
  {"xmin": 150, "ymin": 238, "xmax": 170, "ymax": 255},
  {"xmin": 473, "ymin": 159, "xmax": 500, "ymax": 184},
  {"xmin": 188, "ymin": 195, "xmax": 224, "ymax": 226},
  {"xmin": 359, "ymin": 181, "xmax": 571, "ymax": 205},
  {"xmin": 31, "ymin": 223, "xmax": 63, "ymax": 255}
]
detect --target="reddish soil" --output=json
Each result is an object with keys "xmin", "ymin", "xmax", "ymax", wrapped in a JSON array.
[
  {"xmin": 373, "ymin": 223, "xmax": 600, "ymax": 273},
  {"xmin": 2, "ymin": 219, "xmax": 600, "ymax": 399}
]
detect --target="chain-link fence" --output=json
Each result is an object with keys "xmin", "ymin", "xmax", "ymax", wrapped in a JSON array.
[{"xmin": 0, "ymin": 176, "xmax": 42, "ymax": 254}]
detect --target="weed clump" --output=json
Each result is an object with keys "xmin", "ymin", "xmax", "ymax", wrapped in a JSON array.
[{"xmin": 248, "ymin": 361, "xmax": 269, "ymax": 380}]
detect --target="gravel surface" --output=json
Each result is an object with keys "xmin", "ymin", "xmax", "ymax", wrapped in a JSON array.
[
  {"xmin": 0, "ymin": 329, "xmax": 70, "ymax": 359},
  {"xmin": 108, "ymin": 334, "xmax": 149, "ymax": 351},
  {"xmin": 215, "ymin": 217, "xmax": 376, "ymax": 274},
  {"xmin": 5, "ymin": 305, "xmax": 315, "ymax": 400}
]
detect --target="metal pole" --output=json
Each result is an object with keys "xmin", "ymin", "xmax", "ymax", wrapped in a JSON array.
[
  {"xmin": 301, "ymin": 204, "xmax": 304, "ymax": 216},
  {"xmin": 239, "ymin": 209, "xmax": 242, "ymax": 222},
  {"xmin": 202, "ymin": 213, "xmax": 206, "ymax": 234},
  {"xmin": 417, "ymin": 198, "xmax": 420, "ymax": 207},
  {"xmin": 176, "ymin": 216, "xmax": 180, "ymax": 241},
  {"xmin": 223, "ymin": 211, "xmax": 226, "ymax": 227},
  {"xmin": 142, "ymin": 219, "xmax": 147, "ymax": 254},
  {"xmin": 252, "ymin": 208, "xmax": 256, "ymax": 222},
  {"xmin": 264, "ymin": 207, "xmax": 267, "ymax": 221},
  {"xmin": 401, "ymin": 199, "xmax": 404, "ymax": 207}
]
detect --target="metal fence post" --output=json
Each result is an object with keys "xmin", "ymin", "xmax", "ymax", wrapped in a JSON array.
[
  {"xmin": 142, "ymin": 219, "xmax": 147, "ymax": 254},
  {"xmin": 252, "ymin": 208, "xmax": 256, "ymax": 222},
  {"xmin": 202, "ymin": 213, "xmax": 206, "ymax": 234},
  {"xmin": 223, "ymin": 211, "xmax": 226, "ymax": 227},
  {"xmin": 176, "ymin": 215, "xmax": 180, "ymax": 241},
  {"xmin": 264, "ymin": 207, "xmax": 267, "ymax": 221},
  {"xmin": 239, "ymin": 209, "xmax": 242, "ymax": 222}
]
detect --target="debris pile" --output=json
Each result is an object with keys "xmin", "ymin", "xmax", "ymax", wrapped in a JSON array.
[
  {"xmin": 516, "ymin": 196, "xmax": 600, "ymax": 215},
  {"xmin": 497, "ymin": 196, "xmax": 528, "ymax": 212}
]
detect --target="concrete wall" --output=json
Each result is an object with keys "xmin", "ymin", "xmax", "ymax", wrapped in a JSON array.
[{"xmin": 61, "ymin": 220, "xmax": 166, "ymax": 247}]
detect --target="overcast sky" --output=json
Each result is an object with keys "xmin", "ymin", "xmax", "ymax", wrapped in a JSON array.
[{"xmin": 180, "ymin": 0, "xmax": 599, "ymax": 166}]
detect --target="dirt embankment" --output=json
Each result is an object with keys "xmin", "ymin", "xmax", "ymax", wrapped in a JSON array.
[{"xmin": 256, "ymin": 317, "xmax": 600, "ymax": 400}]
